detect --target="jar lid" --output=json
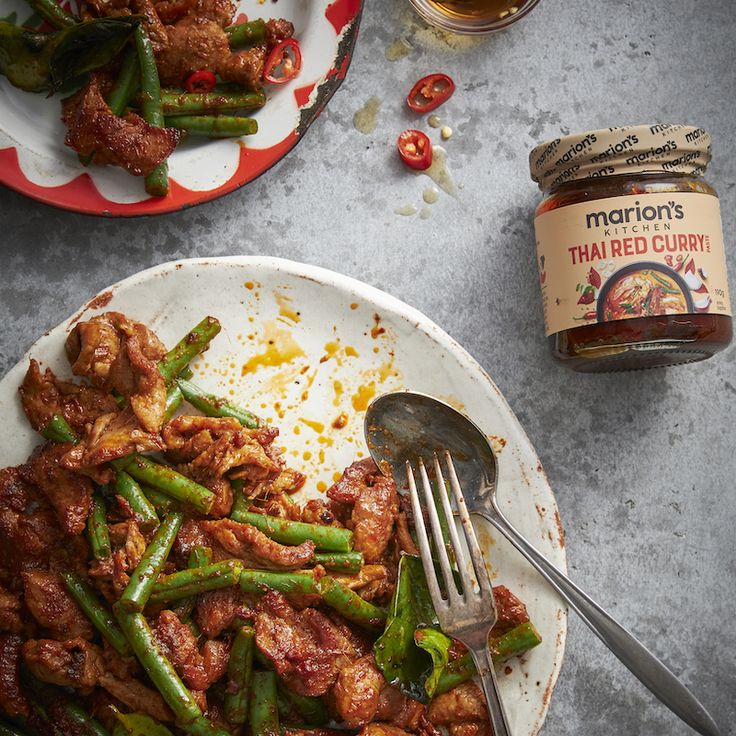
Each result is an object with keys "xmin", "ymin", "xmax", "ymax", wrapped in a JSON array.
[{"xmin": 529, "ymin": 124, "xmax": 712, "ymax": 191}]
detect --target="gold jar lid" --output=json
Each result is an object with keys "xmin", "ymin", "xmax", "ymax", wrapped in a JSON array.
[{"xmin": 529, "ymin": 124, "xmax": 712, "ymax": 192}]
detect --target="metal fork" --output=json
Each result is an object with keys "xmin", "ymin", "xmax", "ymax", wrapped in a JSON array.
[{"xmin": 407, "ymin": 451, "xmax": 512, "ymax": 736}]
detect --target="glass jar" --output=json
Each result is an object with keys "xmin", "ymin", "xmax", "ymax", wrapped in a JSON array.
[
  {"xmin": 409, "ymin": 0, "xmax": 541, "ymax": 35},
  {"xmin": 529, "ymin": 125, "xmax": 732, "ymax": 372}
]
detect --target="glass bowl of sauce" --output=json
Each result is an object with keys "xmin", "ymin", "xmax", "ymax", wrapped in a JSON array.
[{"xmin": 409, "ymin": 0, "xmax": 542, "ymax": 34}]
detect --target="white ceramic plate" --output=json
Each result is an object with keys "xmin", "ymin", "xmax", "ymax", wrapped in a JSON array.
[
  {"xmin": 0, "ymin": 1, "xmax": 361, "ymax": 215},
  {"xmin": 0, "ymin": 256, "xmax": 567, "ymax": 734}
]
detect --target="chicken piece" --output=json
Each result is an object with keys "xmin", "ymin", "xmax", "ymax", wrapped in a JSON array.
[
  {"xmin": 263, "ymin": 17, "xmax": 294, "ymax": 46},
  {"xmin": 255, "ymin": 493, "xmax": 303, "ymax": 521},
  {"xmin": 62, "ymin": 77, "xmax": 181, "ymax": 178},
  {"xmin": 300, "ymin": 498, "xmax": 342, "ymax": 527},
  {"xmin": 331, "ymin": 565, "xmax": 389, "ymax": 592},
  {"xmin": 449, "ymin": 723, "xmax": 492, "ymax": 736},
  {"xmin": 427, "ymin": 682, "xmax": 488, "ymax": 725},
  {"xmin": 255, "ymin": 592, "xmax": 354, "ymax": 697},
  {"xmin": 155, "ymin": 17, "xmax": 230, "ymax": 86},
  {"xmin": 358, "ymin": 726, "xmax": 413, "ymax": 736},
  {"xmin": 62, "ymin": 407, "xmax": 165, "ymax": 470},
  {"xmin": 217, "ymin": 45, "xmax": 268, "ymax": 91},
  {"xmin": 492, "ymin": 585, "xmax": 531, "ymax": 636},
  {"xmin": 131, "ymin": 0, "xmax": 169, "ymax": 50},
  {"xmin": 154, "ymin": 0, "xmax": 232, "ymax": 26},
  {"xmin": 22, "ymin": 571, "xmax": 94, "ymax": 640},
  {"xmin": 98, "ymin": 671, "xmax": 174, "ymax": 721},
  {"xmin": 195, "ymin": 587, "xmax": 250, "ymax": 639},
  {"xmin": 201, "ymin": 519, "xmax": 315, "ymax": 569},
  {"xmin": 328, "ymin": 459, "xmax": 398, "ymax": 563},
  {"xmin": 152, "ymin": 610, "xmax": 229, "ymax": 690},
  {"xmin": 25, "ymin": 443, "xmax": 93, "ymax": 535},
  {"xmin": 0, "ymin": 587, "xmax": 23, "ymax": 634},
  {"xmin": 82, "ymin": 0, "xmax": 132, "ymax": 18},
  {"xmin": 0, "ymin": 634, "xmax": 29, "ymax": 718},
  {"xmin": 89, "ymin": 520, "xmax": 146, "ymax": 596},
  {"xmin": 395, "ymin": 511, "xmax": 419, "ymax": 556},
  {"xmin": 65, "ymin": 311, "xmax": 168, "ymax": 433},
  {"xmin": 19, "ymin": 359, "xmax": 118, "ymax": 436},
  {"xmin": 22, "ymin": 638, "xmax": 102, "ymax": 690},
  {"xmin": 376, "ymin": 686, "xmax": 424, "ymax": 730},
  {"xmin": 332, "ymin": 654, "xmax": 383, "ymax": 727}
]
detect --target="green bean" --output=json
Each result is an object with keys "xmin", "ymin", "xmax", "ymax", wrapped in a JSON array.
[
  {"xmin": 165, "ymin": 115, "xmax": 258, "ymax": 138},
  {"xmin": 41, "ymin": 414, "xmax": 78, "ymax": 443},
  {"xmin": 277, "ymin": 688, "xmax": 328, "ymax": 727},
  {"xmin": 249, "ymin": 671, "xmax": 279, "ymax": 736},
  {"xmin": 63, "ymin": 703, "xmax": 111, "ymax": 736},
  {"xmin": 434, "ymin": 622, "xmax": 544, "ymax": 695},
  {"xmin": 118, "ymin": 456, "xmax": 215, "ymax": 514},
  {"xmin": 27, "ymin": 0, "xmax": 76, "ymax": 28},
  {"xmin": 173, "ymin": 546, "xmax": 213, "ymax": 620},
  {"xmin": 141, "ymin": 484, "xmax": 180, "ymax": 514},
  {"xmin": 87, "ymin": 491, "xmax": 111, "ymax": 560},
  {"xmin": 114, "ymin": 611, "xmax": 228, "ymax": 736},
  {"xmin": 149, "ymin": 560, "xmax": 243, "ymax": 604},
  {"xmin": 315, "ymin": 577, "xmax": 386, "ymax": 630},
  {"xmin": 225, "ymin": 18, "xmax": 265, "ymax": 47},
  {"xmin": 114, "ymin": 471, "xmax": 159, "ymax": 529},
  {"xmin": 107, "ymin": 45, "xmax": 138, "ymax": 116},
  {"xmin": 61, "ymin": 572, "xmax": 130, "ymax": 656},
  {"xmin": 230, "ymin": 488, "xmax": 251, "ymax": 518},
  {"xmin": 310, "ymin": 551, "xmax": 363, "ymax": 574},
  {"xmin": 133, "ymin": 25, "xmax": 168, "ymax": 197},
  {"xmin": 118, "ymin": 511, "xmax": 183, "ymax": 613},
  {"xmin": 163, "ymin": 383, "xmax": 184, "ymax": 422},
  {"xmin": 0, "ymin": 720, "xmax": 27, "ymax": 736},
  {"xmin": 239, "ymin": 569, "xmax": 318, "ymax": 596},
  {"xmin": 223, "ymin": 625, "xmax": 255, "ymax": 725},
  {"xmin": 158, "ymin": 317, "xmax": 221, "ymax": 383},
  {"xmin": 160, "ymin": 89, "xmax": 265, "ymax": 116},
  {"xmin": 177, "ymin": 379, "xmax": 259, "ymax": 428},
  {"xmin": 229, "ymin": 510, "xmax": 353, "ymax": 553}
]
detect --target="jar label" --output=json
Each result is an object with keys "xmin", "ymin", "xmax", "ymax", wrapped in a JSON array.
[{"xmin": 534, "ymin": 192, "xmax": 732, "ymax": 336}]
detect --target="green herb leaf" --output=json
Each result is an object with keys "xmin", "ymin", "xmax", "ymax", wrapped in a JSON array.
[
  {"xmin": 373, "ymin": 555, "xmax": 450, "ymax": 703},
  {"xmin": 49, "ymin": 17, "xmax": 139, "ymax": 90},
  {"xmin": 0, "ymin": 21, "xmax": 54, "ymax": 91}
]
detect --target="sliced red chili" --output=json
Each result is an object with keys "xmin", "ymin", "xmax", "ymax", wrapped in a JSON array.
[
  {"xmin": 185, "ymin": 70, "xmax": 217, "ymax": 94},
  {"xmin": 264, "ymin": 39, "xmax": 302, "ymax": 85},
  {"xmin": 397, "ymin": 129, "xmax": 433, "ymax": 171},
  {"xmin": 407, "ymin": 73, "xmax": 455, "ymax": 113}
]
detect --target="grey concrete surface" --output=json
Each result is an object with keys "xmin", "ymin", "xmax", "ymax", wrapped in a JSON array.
[{"xmin": 1, "ymin": 0, "xmax": 735, "ymax": 733}]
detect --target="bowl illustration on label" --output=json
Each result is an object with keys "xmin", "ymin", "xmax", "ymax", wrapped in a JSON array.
[{"xmin": 596, "ymin": 262, "xmax": 695, "ymax": 322}]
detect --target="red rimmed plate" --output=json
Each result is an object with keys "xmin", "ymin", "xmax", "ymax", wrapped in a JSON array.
[{"xmin": 0, "ymin": 0, "xmax": 362, "ymax": 215}]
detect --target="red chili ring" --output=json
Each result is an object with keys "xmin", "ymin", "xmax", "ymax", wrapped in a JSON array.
[
  {"xmin": 185, "ymin": 70, "xmax": 217, "ymax": 94},
  {"xmin": 397, "ymin": 129, "xmax": 433, "ymax": 171},
  {"xmin": 407, "ymin": 73, "xmax": 455, "ymax": 113},
  {"xmin": 264, "ymin": 38, "xmax": 302, "ymax": 85}
]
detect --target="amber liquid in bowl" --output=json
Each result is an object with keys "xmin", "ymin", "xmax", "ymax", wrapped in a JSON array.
[{"xmin": 427, "ymin": 0, "xmax": 529, "ymax": 19}]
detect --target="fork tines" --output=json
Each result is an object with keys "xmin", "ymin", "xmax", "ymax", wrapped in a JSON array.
[{"xmin": 406, "ymin": 451, "xmax": 497, "ymax": 626}]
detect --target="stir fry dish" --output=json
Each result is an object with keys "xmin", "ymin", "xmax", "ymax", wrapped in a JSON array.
[
  {"xmin": 602, "ymin": 268, "xmax": 689, "ymax": 321},
  {"xmin": 0, "ymin": 0, "xmax": 302, "ymax": 196},
  {"xmin": 0, "ymin": 312, "xmax": 542, "ymax": 736}
]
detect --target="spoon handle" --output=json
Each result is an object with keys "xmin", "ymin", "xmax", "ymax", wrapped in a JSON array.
[{"xmin": 480, "ymin": 505, "xmax": 722, "ymax": 736}]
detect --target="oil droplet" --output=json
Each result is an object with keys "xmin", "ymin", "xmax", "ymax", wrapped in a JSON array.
[
  {"xmin": 303, "ymin": 451, "xmax": 312, "ymax": 461},
  {"xmin": 300, "ymin": 418, "xmax": 325, "ymax": 434},
  {"xmin": 241, "ymin": 321, "xmax": 305, "ymax": 375},
  {"xmin": 345, "ymin": 346, "xmax": 359, "ymax": 358},
  {"xmin": 293, "ymin": 425, "xmax": 301, "ymax": 435},
  {"xmin": 415, "ymin": 146, "xmax": 456, "ymax": 197},
  {"xmin": 318, "ymin": 435, "xmax": 334, "ymax": 447},
  {"xmin": 423, "ymin": 187, "xmax": 439, "ymax": 204},
  {"xmin": 275, "ymin": 292, "xmax": 300, "ymax": 323},
  {"xmin": 371, "ymin": 314, "xmax": 385, "ymax": 339},
  {"xmin": 317, "ymin": 481, "xmax": 327, "ymax": 492},
  {"xmin": 395, "ymin": 204, "xmax": 418, "ymax": 216},
  {"xmin": 245, "ymin": 281, "xmax": 255, "ymax": 290},
  {"xmin": 332, "ymin": 471, "xmax": 342, "ymax": 482},
  {"xmin": 385, "ymin": 37, "xmax": 412, "ymax": 61},
  {"xmin": 352, "ymin": 383, "xmax": 376, "ymax": 412},
  {"xmin": 320, "ymin": 341, "xmax": 342, "ymax": 365},
  {"xmin": 428, "ymin": 115, "xmax": 442, "ymax": 128},
  {"xmin": 350, "ymin": 303, "xmax": 359, "ymax": 310},
  {"xmin": 419, "ymin": 207, "xmax": 431, "ymax": 220},
  {"xmin": 332, "ymin": 412, "xmax": 348, "ymax": 429},
  {"xmin": 333, "ymin": 380, "xmax": 344, "ymax": 407},
  {"xmin": 353, "ymin": 96, "xmax": 381, "ymax": 134}
]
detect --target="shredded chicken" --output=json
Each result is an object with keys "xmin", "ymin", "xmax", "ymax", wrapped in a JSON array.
[
  {"xmin": 328, "ymin": 459, "xmax": 399, "ymax": 562},
  {"xmin": 0, "ymin": 634, "xmax": 28, "ymax": 717},
  {"xmin": 427, "ymin": 682, "xmax": 489, "ymax": 725},
  {"xmin": 62, "ymin": 77, "xmax": 181, "ymax": 177},
  {"xmin": 22, "ymin": 571, "xmax": 94, "ymax": 640}
]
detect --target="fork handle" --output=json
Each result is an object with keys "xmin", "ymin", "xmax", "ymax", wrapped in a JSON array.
[
  {"xmin": 467, "ymin": 645, "xmax": 513, "ymax": 736},
  {"xmin": 478, "ymin": 504, "xmax": 722, "ymax": 736}
]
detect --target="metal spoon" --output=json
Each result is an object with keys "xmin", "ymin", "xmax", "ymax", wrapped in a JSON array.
[{"xmin": 364, "ymin": 390, "xmax": 722, "ymax": 736}]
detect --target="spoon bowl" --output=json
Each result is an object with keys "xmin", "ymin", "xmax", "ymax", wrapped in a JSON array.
[{"xmin": 364, "ymin": 391, "xmax": 722, "ymax": 736}]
